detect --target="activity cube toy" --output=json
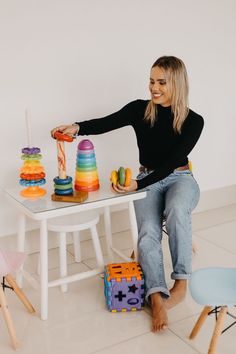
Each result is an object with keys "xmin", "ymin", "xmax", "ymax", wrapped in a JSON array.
[{"xmin": 104, "ymin": 262, "xmax": 145, "ymax": 312}]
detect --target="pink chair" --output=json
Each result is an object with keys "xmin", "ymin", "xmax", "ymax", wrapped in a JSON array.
[{"xmin": 0, "ymin": 249, "xmax": 35, "ymax": 349}]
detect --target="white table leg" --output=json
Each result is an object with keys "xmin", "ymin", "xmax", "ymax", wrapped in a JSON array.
[
  {"xmin": 128, "ymin": 201, "xmax": 138, "ymax": 261},
  {"xmin": 104, "ymin": 206, "xmax": 114, "ymax": 261},
  {"xmin": 16, "ymin": 213, "xmax": 26, "ymax": 287},
  {"xmin": 40, "ymin": 219, "xmax": 48, "ymax": 320}
]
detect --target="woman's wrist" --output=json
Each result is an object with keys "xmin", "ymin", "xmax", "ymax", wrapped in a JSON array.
[{"xmin": 72, "ymin": 123, "xmax": 80, "ymax": 136}]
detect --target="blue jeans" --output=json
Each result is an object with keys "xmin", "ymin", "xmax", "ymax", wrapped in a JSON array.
[{"xmin": 134, "ymin": 169, "xmax": 200, "ymax": 301}]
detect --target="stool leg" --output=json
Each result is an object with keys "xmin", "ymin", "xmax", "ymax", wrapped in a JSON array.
[
  {"xmin": 73, "ymin": 231, "xmax": 81, "ymax": 262},
  {"xmin": 90, "ymin": 225, "xmax": 104, "ymax": 267},
  {"xmin": 208, "ymin": 307, "xmax": 227, "ymax": 354},
  {"xmin": 189, "ymin": 306, "xmax": 212, "ymax": 339},
  {"xmin": 192, "ymin": 240, "xmax": 198, "ymax": 254},
  {"xmin": 0, "ymin": 284, "xmax": 19, "ymax": 349},
  {"xmin": 5, "ymin": 274, "xmax": 36, "ymax": 314},
  {"xmin": 58, "ymin": 232, "xmax": 68, "ymax": 292}
]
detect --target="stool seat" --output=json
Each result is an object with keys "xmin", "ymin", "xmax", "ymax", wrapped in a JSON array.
[
  {"xmin": 189, "ymin": 267, "xmax": 236, "ymax": 307},
  {"xmin": 47, "ymin": 211, "xmax": 99, "ymax": 232}
]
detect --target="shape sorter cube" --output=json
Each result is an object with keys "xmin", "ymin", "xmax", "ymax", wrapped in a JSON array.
[{"xmin": 104, "ymin": 262, "xmax": 145, "ymax": 312}]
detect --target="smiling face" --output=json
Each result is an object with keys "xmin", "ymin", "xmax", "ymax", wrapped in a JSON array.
[{"xmin": 149, "ymin": 66, "xmax": 171, "ymax": 107}]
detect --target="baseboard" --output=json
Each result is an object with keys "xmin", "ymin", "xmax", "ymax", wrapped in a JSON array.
[{"xmin": 194, "ymin": 184, "xmax": 236, "ymax": 213}]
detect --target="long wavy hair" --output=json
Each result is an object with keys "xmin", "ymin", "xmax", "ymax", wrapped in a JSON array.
[{"xmin": 144, "ymin": 56, "xmax": 189, "ymax": 133}]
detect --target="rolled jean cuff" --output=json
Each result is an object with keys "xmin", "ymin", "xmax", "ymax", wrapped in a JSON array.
[
  {"xmin": 146, "ymin": 286, "xmax": 170, "ymax": 302},
  {"xmin": 171, "ymin": 272, "xmax": 191, "ymax": 280}
]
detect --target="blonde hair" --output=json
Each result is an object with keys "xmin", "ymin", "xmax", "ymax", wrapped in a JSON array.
[{"xmin": 144, "ymin": 56, "xmax": 189, "ymax": 133}]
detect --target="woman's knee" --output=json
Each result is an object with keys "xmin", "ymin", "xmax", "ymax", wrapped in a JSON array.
[{"xmin": 164, "ymin": 202, "xmax": 190, "ymax": 220}]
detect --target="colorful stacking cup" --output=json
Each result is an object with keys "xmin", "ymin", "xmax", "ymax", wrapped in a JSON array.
[{"xmin": 74, "ymin": 139, "xmax": 100, "ymax": 192}]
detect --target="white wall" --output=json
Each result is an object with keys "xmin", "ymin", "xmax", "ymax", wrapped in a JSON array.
[{"xmin": 1, "ymin": 0, "xmax": 236, "ymax": 236}]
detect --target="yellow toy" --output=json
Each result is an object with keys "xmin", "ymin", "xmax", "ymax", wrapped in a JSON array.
[{"xmin": 110, "ymin": 167, "xmax": 132, "ymax": 187}]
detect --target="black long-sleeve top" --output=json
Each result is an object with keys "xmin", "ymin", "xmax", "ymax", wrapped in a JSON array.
[{"xmin": 76, "ymin": 99, "xmax": 204, "ymax": 190}]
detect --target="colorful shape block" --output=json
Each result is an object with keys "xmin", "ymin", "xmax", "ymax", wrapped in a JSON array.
[{"xmin": 104, "ymin": 262, "xmax": 145, "ymax": 312}]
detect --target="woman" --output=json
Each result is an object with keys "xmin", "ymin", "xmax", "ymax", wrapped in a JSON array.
[{"xmin": 51, "ymin": 56, "xmax": 204, "ymax": 332}]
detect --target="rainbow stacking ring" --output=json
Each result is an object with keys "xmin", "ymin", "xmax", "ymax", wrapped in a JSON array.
[
  {"xmin": 74, "ymin": 139, "xmax": 100, "ymax": 192},
  {"xmin": 53, "ymin": 176, "xmax": 73, "ymax": 195}
]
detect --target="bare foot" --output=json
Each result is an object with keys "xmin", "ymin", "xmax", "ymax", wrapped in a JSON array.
[
  {"xmin": 165, "ymin": 280, "xmax": 187, "ymax": 309},
  {"xmin": 150, "ymin": 293, "xmax": 168, "ymax": 332}
]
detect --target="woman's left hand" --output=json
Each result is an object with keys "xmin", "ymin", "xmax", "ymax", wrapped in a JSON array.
[{"xmin": 112, "ymin": 179, "xmax": 138, "ymax": 193}]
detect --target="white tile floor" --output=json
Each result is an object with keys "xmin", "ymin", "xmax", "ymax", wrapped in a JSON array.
[{"xmin": 1, "ymin": 204, "xmax": 236, "ymax": 354}]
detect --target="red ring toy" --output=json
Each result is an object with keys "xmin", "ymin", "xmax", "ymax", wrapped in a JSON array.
[
  {"xmin": 20, "ymin": 172, "xmax": 46, "ymax": 180},
  {"xmin": 54, "ymin": 131, "xmax": 73, "ymax": 142}
]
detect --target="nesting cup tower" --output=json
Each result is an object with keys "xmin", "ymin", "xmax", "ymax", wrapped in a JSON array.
[{"xmin": 74, "ymin": 139, "xmax": 100, "ymax": 192}]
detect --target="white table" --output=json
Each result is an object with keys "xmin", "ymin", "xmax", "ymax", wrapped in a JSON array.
[{"xmin": 5, "ymin": 181, "xmax": 146, "ymax": 320}]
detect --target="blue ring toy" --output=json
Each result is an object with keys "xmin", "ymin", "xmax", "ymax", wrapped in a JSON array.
[
  {"xmin": 53, "ymin": 176, "xmax": 72, "ymax": 185},
  {"xmin": 55, "ymin": 188, "xmax": 73, "ymax": 195},
  {"xmin": 78, "ymin": 153, "xmax": 95, "ymax": 159},
  {"xmin": 20, "ymin": 178, "xmax": 46, "ymax": 187}
]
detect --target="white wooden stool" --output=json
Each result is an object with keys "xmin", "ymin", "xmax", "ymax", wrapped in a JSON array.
[{"xmin": 47, "ymin": 211, "xmax": 104, "ymax": 292}]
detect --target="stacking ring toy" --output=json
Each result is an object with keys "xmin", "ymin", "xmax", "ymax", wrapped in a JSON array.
[
  {"xmin": 20, "ymin": 178, "xmax": 46, "ymax": 187},
  {"xmin": 110, "ymin": 167, "xmax": 132, "ymax": 187},
  {"xmin": 54, "ymin": 183, "xmax": 73, "ymax": 190},
  {"xmin": 54, "ymin": 188, "xmax": 73, "ymax": 195},
  {"xmin": 22, "ymin": 147, "xmax": 41, "ymax": 154},
  {"xmin": 118, "ymin": 167, "xmax": 126, "ymax": 186},
  {"xmin": 53, "ymin": 176, "xmax": 73, "ymax": 185},
  {"xmin": 20, "ymin": 172, "xmax": 45, "ymax": 180},
  {"xmin": 110, "ymin": 171, "xmax": 118, "ymax": 185},
  {"xmin": 74, "ymin": 139, "xmax": 100, "ymax": 192},
  {"xmin": 19, "ymin": 145, "xmax": 47, "ymax": 198},
  {"xmin": 54, "ymin": 131, "xmax": 73, "ymax": 142},
  {"xmin": 124, "ymin": 168, "xmax": 132, "ymax": 187}
]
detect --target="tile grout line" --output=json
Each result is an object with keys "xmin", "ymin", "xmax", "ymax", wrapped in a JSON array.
[
  {"xmin": 193, "ymin": 234, "xmax": 236, "ymax": 257},
  {"xmin": 192, "ymin": 216, "xmax": 236, "ymax": 232}
]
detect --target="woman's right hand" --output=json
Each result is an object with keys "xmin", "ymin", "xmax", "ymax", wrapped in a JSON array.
[{"xmin": 51, "ymin": 124, "xmax": 79, "ymax": 139}]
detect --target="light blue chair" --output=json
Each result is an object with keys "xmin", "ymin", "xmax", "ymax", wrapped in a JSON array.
[{"xmin": 189, "ymin": 267, "xmax": 236, "ymax": 354}]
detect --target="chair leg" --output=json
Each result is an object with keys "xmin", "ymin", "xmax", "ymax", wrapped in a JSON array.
[
  {"xmin": 90, "ymin": 225, "xmax": 104, "ymax": 267},
  {"xmin": 192, "ymin": 240, "xmax": 198, "ymax": 254},
  {"xmin": 73, "ymin": 231, "xmax": 81, "ymax": 262},
  {"xmin": 37, "ymin": 256, "xmax": 41, "ymax": 275},
  {"xmin": 208, "ymin": 306, "xmax": 227, "ymax": 354},
  {"xmin": 0, "ymin": 284, "xmax": 19, "ymax": 349},
  {"xmin": 5, "ymin": 274, "xmax": 35, "ymax": 314},
  {"xmin": 58, "ymin": 232, "xmax": 68, "ymax": 293},
  {"xmin": 189, "ymin": 306, "xmax": 212, "ymax": 339},
  {"xmin": 130, "ymin": 250, "xmax": 135, "ymax": 260}
]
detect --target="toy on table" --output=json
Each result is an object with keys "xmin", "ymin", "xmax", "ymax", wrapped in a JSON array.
[
  {"xmin": 110, "ymin": 167, "xmax": 132, "ymax": 187},
  {"xmin": 51, "ymin": 132, "xmax": 88, "ymax": 203},
  {"xmin": 104, "ymin": 262, "xmax": 145, "ymax": 312},
  {"xmin": 19, "ymin": 110, "xmax": 46, "ymax": 198},
  {"xmin": 53, "ymin": 131, "xmax": 74, "ymax": 196},
  {"xmin": 19, "ymin": 147, "xmax": 46, "ymax": 198},
  {"xmin": 74, "ymin": 139, "xmax": 100, "ymax": 192}
]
